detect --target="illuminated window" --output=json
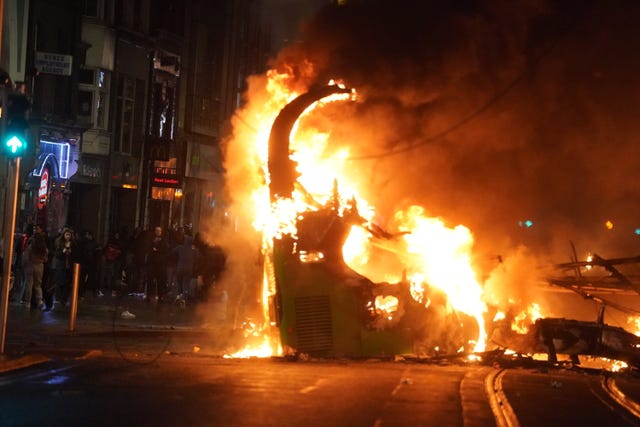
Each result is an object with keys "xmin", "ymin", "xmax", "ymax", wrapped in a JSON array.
[
  {"xmin": 151, "ymin": 187, "xmax": 175, "ymax": 201},
  {"xmin": 78, "ymin": 67, "xmax": 110, "ymax": 130},
  {"xmin": 150, "ymin": 74, "xmax": 177, "ymax": 140}
]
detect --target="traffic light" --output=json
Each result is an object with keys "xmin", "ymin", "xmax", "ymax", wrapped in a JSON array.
[
  {"xmin": 518, "ymin": 219, "xmax": 534, "ymax": 228},
  {"xmin": 1, "ymin": 88, "xmax": 30, "ymax": 158}
]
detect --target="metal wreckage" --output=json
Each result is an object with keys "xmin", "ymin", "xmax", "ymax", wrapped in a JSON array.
[
  {"xmin": 264, "ymin": 84, "xmax": 640, "ymax": 367},
  {"xmin": 493, "ymin": 253, "xmax": 640, "ymax": 368}
]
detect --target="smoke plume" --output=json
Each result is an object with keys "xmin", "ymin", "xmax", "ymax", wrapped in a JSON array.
[
  {"xmin": 268, "ymin": 0, "xmax": 640, "ymax": 262},
  {"xmin": 220, "ymin": 0, "xmax": 640, "ymax": 326}
]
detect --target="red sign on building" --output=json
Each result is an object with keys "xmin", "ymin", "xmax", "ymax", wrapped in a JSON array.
[
  {"xmin": 151, "ymin": 166, "xmax": 181, "ymax": 188},
  {"xmin": 38, "ymin": 168, "xmax": 49, "ymax": 209}
]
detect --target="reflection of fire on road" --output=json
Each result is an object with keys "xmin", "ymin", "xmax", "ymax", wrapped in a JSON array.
[{"xmin": 222, "ymin": 70, "xmax": 640, "ymax": 370}]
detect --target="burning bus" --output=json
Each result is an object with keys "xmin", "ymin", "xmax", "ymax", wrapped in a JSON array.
[
  {"xmin": 261, "ymin": 83, "xmax": 484, "ymax": 358},
  {"xmin": 225, "ymin": 74, "xmax": 640, "ymax": 369}
]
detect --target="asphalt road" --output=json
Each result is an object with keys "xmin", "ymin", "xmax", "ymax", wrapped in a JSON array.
[
  {"xmin": 2, "ymin": 353, "xmax": 640, "ymax": 427},
  {"xmin": 2, "ymin": 295, "xmax": 640, "ymax": 427}
]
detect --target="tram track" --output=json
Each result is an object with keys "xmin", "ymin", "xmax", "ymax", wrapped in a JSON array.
[
  {"xmin": 485, "ymin": 368, "xmax": 520, "ymax": 427},
  {"xmin": 601, "ymin": 375, "xmax": 640, "ymax": 420}
]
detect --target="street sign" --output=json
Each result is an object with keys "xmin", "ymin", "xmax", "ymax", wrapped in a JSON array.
[{"xmin": 34, "ymin": 51, "xmax": 73, "ymax": 76}]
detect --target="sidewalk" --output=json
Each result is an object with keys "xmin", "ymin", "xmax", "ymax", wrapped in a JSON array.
[{"xmin": 0, "ymin": 292, "xmax": 238, "ymax": 373}]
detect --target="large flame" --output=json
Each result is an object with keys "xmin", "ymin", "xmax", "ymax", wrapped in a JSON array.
[
  {"xmin": 228, "ymin": 70, "xmax": 490, "ymax": 357},
  {"xmin": 344, "ymin": 205, "xmax": 487, "ymax": 351}
]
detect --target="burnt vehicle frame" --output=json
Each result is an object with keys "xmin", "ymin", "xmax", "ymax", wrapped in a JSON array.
[
  {"xmin": 493, "ymin": 248, "xmax": 640, "ymax": 368},
  {"xmin": 265, "ymin": 84, "xmax": 477, "ymax": 358}
]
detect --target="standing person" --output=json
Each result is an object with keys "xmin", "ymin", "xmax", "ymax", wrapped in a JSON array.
[
  {"xmin": 78, "ymin": 230, "xmax": 102, "ymax": 298},
  {"xmin": 21, "ymin": 228, "xmax": 49, "ymax": 310},
  {"xmin": 171, "ymin": 233, "xmax": 199, "ymax": 303},
  {"xmin": 194, "ymin": 232, "xmax": 226, "ymax": 301},
  {"xmin": 145, "ymin": 225, "xmax": 169, "ymax": 302},
  {"xmin": 164, "ymin": 226, "xmax": 182, "ymax": 294},
  {"xmin": 41, "ymin": 229, "xmax": 56, "ymax": 311},
  {"xmin": 101, "ymin": 231, "xmax": 123, "ymax": 297},
  {"xmin": 129, "ymin": 228, "xmax": 149, "ymax": 294},
  {"xmin": 51, "ymin": 227, "xmax": 77, "ymax": 309}
]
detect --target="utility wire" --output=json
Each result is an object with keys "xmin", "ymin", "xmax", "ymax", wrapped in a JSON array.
[
  {"xmin": 112, "ymin": 292, "xmax": 172, "ymax": 365},
  {"xmin": 348, "ymin": 12, "xmax": 583, "ymax": 161}
]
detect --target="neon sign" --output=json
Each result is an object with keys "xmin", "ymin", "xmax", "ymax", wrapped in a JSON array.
[
  {"xmin": 33, "ymin": 140, "xmax": 71, "ymax": 179},
  {"xmin": 151, "ymin": 166, "xmax": 181, "ymax": 188}
]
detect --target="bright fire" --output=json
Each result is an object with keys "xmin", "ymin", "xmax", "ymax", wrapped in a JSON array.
[
  {"xmin": 344, "ymin": 205, "xmax": 487, "ymax": 351},
  {"xmin": 627, "ymin": 316, "xmax": 640, "ymax": 336},
  {"xmin": 226, "ymin": 69, "xmax": 489, "ymax": 357},
  {"xmin": 511, "ymin": 302, "xmax": 543, "ymax": 334}
]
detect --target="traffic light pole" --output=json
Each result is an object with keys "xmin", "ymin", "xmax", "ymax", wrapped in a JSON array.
[{"xmin": 0, "ymin": 157, "xmax": 20, "ymax": 355}]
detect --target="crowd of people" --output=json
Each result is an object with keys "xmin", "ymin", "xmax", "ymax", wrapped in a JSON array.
[{"xmin": 1, "ymin": 224, "xmax": 226, "ymax": 311}]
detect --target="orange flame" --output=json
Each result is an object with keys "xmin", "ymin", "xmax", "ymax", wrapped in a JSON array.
[
  {"xmin": 627, "ymin": 316, "xmax": 640, "ymax": 336},
  {"xmin": 228, "ymin": 70, "xmax": 490, "ymax": 356},
  {"xmin": 510, "ymin": 302, "xmax": 543, "ymax": 334},
  {"xmin": 343, "ymin": 206, "xmax": 488, "ymax": 351}
]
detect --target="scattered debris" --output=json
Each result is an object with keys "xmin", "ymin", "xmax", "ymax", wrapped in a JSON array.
[{"xmin": 121, "ymin": 310, "xmax": 136, "ymax": 320}]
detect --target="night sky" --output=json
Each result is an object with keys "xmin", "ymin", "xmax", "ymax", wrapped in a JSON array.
[{"xmin": 265, "ymin": 0, "xmax": 640, "ymax": 265}]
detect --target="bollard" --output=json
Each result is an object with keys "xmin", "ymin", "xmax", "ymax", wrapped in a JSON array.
[{"xmin": 69, "ymin": 263, "xmax": 81, "ymax": 332}]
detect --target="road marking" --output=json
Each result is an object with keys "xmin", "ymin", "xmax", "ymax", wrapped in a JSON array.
[
  {"xmin": 374, "ymin": 367, "xmax": 412, "ymax": 426},
  {"xmin": 485, "ymin": 369, "xmax": 521, "ymax": 427},
  {"xmin": 601, "ymin": 376, "xmax": 640, "ymax": 419},
  {"xmin": 75, "ymin": 349, "xmax": 104, "ymax": 360},
  {"xmin": 299, "ymin": 378, "xmax": 327, "ymax": 394},
  {"xmin": 0, "ymin": 354, "xmax": 50, "ymax": 374}
]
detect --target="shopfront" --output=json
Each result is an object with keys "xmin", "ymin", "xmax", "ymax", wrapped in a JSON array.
[
  {"xmin": 68, "ymin": 154, "xmax": 106, "ymax": 238},
  {"xmin": 26, "ymin": 126, "xmax": 81, "ymax": 236},
  {"xmin": 147, "ymin": 158, "xmax": 182, "ymax": 230}
]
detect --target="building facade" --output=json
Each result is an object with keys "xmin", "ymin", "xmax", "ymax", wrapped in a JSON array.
[{"xmin": 0, "ymin": 0, "xmax": 272, "ymax": 244}]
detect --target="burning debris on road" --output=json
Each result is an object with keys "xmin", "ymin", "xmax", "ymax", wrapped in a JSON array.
[
  {"xmin": 218, "ymin": 77, "xmax": 640, "ymax": 373},
  {"xmin": 218, "ymin": 1, "xmax": 640, "ymax": 367}
]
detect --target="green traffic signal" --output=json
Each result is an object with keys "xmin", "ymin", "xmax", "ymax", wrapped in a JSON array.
[
  {"xmin": 4, "ymin": 134, "xmax": 26, "ymax": 154},
  {"xmin": 1, "ymin": 91, "xmax": 30, "ymax": 158}
]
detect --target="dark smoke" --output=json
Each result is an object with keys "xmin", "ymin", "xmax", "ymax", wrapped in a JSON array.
[{"xmin": 268, "ymin": 0, "xmax": 640, "ymax": 267}]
